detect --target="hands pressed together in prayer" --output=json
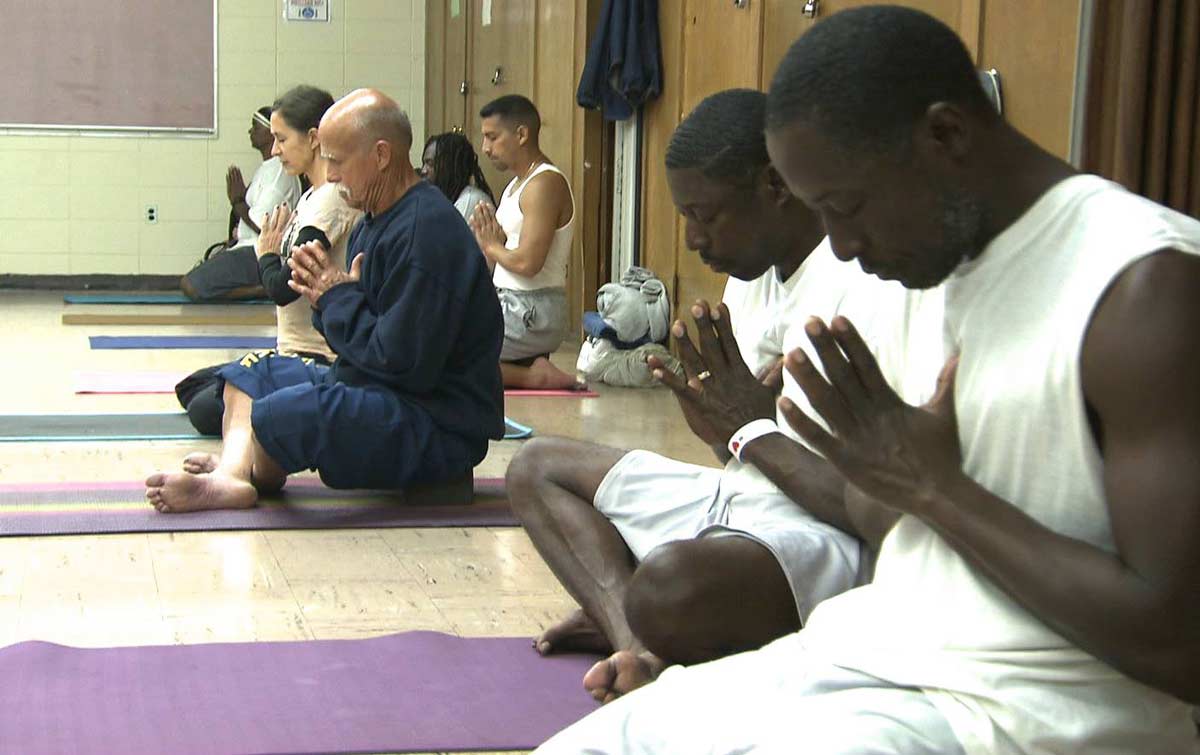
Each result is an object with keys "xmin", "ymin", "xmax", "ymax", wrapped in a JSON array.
[
  {"xmin": 651, "ymin": 301, "xmax": 962, "ymax": 519},
  {"xmin": 779, "ymin": 316, "xmax": 962, "ymax": 517},
  {"xmin": 255, "ymin": 203, "xmax": 295, "ymax": 259},
  {"xmin": 225, "ymin": 165, "xmax": 248, "ymax": 207},
  {"xmin": 647, "ymin": 301, "xmax": 779, "ymax": 446},
  {"xmin": 287, "ymin": 245, "xmax": 363, "ymax": 308},
  {"xmin": 469, "ymin": 202, "xmax": 507, "ymax": 258}
]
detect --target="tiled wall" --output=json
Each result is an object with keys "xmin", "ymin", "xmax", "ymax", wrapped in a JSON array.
[{"xmin": 0, "ymin": 0, "xmax": 425, "ymax": 276}]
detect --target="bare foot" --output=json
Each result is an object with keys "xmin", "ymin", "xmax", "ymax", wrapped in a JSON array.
[
  {"xmin": 535, "ymin": 609, "xmax": 613, "ymax": 656},
  {"xmin": 182, "ymin": 452, "xmax": 220, "ymax": 474},
  {"xmin": 582, "ymin": 649, "xmax": 666, "ymax": 704},
  {"xmin": 525, "ymin": 357, "xmax": 586, "ymax": 390},
  {"xmin": 145, "ymin": 471, "xmax": 257, "ymax": 513}
]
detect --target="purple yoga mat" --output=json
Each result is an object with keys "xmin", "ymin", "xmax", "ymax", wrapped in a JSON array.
[
  {"xmin": 0, "ymin": 631, "xmax": 600, "ymax": 754},
  {"xmin": 0, "ymin": 478, "xmax": 515, "ymax": 537}
]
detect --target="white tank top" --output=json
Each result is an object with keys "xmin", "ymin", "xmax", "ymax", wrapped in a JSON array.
[
  {"xmin": 797, "ymin": 175, "xmax": 1200, "ymax": 753},
  {"xmin": 492, "ymin": 162, "xmax": 574, "ymax": 291}
]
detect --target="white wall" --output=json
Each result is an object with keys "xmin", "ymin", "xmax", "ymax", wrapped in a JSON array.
[{"xmin": 0, "ymin": 0, "xmax": 425, "ymax": 276}]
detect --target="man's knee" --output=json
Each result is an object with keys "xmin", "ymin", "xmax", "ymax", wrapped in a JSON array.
[
  {"xmin": 625, "ymin": 540, "xmax": 712, "ymax": 658},
  {"xmin": 626, "ymin": 537, "xmax": 798, "ymax": 663},
  {"xmin": 505, "ymin": 437, "xmax": 621, "ymax": 510},
  {"xmin": 180, "ymin": 274, "xmax": 199, "ymax": 301}
]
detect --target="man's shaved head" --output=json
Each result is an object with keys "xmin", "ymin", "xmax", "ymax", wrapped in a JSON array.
[
  {"xmin": 319, "ymin": 88, "xmax": 417, "ymax": 214},
  {"xmin": 322, "ymin": 88, "xmax": 412, "ymax": 151}
]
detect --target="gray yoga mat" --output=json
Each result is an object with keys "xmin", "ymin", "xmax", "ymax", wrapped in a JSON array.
[
  {"xmin": 0, "ymin": 631, "xmax": 600, "ymax": 754},
  {"xmin": 0, "ymin": 477, "xmax": 513, "ymax": 536},
  {"xmin": 0, "ymin": 413, "xmax": 534, "ymax": 442},
  {"xmin": 0, "ymin": 412, "xmax": 199, "ymax": 442}
]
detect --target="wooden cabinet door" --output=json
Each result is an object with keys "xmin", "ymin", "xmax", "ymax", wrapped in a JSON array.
[
  {"xmin": 425, "ymin": 0, "xmax": 471, "ymax": 139},
  {"xmin": 673, "ymin": 0, "xmax": 765, "ymax": 315},
  {"xmin": 467, "ymin": 0, "xmax": 536, "ymax": 197},
  {"xmin": 762, "ymin": 0, "xmax": 983, "ymax": 90}
]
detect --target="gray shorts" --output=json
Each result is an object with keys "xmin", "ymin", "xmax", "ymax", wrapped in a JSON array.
[
  {"xmin": 182, "ymin": 245, "xmax": 260, "ymax": 301},
  {"xmin": 497, "ymin": 286, "xmax": 568, "ymax": 362}
]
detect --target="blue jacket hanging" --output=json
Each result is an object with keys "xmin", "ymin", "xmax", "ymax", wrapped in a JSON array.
[{"xmin": 576, "ymin": 0, "xmax": 663, "ymax": 121}]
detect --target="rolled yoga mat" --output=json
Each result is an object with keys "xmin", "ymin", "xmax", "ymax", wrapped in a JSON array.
[
  {"xmin": 0, "ymin": 631, "xmax": 600, "ymax": 755},
  {"xmin": 64, "ymin": 293, "xmax": 271, "ymax": 305},
  {"xmin": 89, "ymin": 335, "xmax": 276, "ymax": 350},
  {"xmin": 0, "ymin": 413, "xmax": 533, "ymax": 442},
  {"xmin": 0, "ymin": 477, "xmax": 512, "ymax": 536},
  {"xmin": 64, "ymin": 310, "xmax": 276, "ymax": 326}
]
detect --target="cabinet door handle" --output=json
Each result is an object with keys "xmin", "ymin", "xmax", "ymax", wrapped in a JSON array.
[{"xmin": 492, "ymin": 66, "xmax": 503, "ymax": 86}]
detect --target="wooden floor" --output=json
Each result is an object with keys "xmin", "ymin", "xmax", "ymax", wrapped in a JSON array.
[{"xmin": 0, "ymin": 290, "xmax": 715, "ymax": 754}]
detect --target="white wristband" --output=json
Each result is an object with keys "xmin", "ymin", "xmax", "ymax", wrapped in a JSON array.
[{"xmin": 727, "ymin": 418, "xmax": 780, "ymax": 462}]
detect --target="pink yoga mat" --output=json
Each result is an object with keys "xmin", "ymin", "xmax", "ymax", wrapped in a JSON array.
[
  {"xmin": 505, "ymin": 388, "xmax": 599, "ymax": 397},
  {"xmin": 0, "ymin": 631, "xmax": 600, "ymax": 754},
  {"xmin": 73, "ymin": 371, "xmax": 187, "ymax": 394}
]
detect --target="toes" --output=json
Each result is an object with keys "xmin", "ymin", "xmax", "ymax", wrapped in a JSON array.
[{"xmin": 145, "ymin": 472, "xmax": 165, "ymax": 487}]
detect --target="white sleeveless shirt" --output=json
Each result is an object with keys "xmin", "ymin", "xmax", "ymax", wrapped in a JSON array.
[
  {"xmin": 795, "ymin": 175, "xmax": 1200, "ymax": 753},
  {"xmin": 492, "ymin": 162, "xmax": 575, "ymax": 291}
]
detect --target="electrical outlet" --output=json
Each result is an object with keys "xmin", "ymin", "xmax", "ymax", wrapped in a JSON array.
[{"xmin": 145, "ymin": 204, "xmax": 158, "ymax": 224}]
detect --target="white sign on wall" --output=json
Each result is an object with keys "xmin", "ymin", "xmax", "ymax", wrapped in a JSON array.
[{"xmin": 284, "ymin": 0, "xmax": 330, "ymax": 22}]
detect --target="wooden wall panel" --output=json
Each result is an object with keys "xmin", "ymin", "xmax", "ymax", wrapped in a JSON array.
[
  {"xmin": 639, "ymin": 0, "xmax": 688, "ymax": 318},
  {"xmin": 534, "ymin": 0, "xmax": 604, "ymax": 333},
  {"xmin": 425, "ymin": 1, "xmax": 446, "ymax": 138},
  {"xmin": 673, "ymin": 0, "xmax": 765, "ymax": 313},
  {"xmin": 468, "ymin": 1, "xmax": 536, "ymax": 195},
  {"xmin": 978, "ymin": 0, "xmax": 1082, "ymax": 159}
]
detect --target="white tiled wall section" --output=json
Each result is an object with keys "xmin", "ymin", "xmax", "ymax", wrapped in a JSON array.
[{"xmin": 0, "ymin": 0, "xmax": 425, "ymax": 275}]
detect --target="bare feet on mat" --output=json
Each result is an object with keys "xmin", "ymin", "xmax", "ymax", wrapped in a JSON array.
[
  {"xmin": 582, "ymin": 649, "xmax": 667, "ymax": 704},
  {"xmin": 182, "ymin": 452, "xmax": 220, "ymax": 474},
  {"xmin": 535, "ymin": 609, "xmax": 613, "ymax": 656},
  {"xmin": 525, "ymin": 357, "xmax": 586, "ymax": 390},
  {"xmin": 145, "ymin": 471, "xmax": 257, "ymax": 513}
]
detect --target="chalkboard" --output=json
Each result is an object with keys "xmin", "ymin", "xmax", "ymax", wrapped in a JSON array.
[{"xmin": 0, "ymin": 0, "xmax": 216, "ymax": 132}]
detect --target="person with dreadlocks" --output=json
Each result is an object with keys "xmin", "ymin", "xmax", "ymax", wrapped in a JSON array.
[
  {"xmin": 420, "ymin": 131, "xmax": 494, "ymax": 222},
  {"xmin": 506, "ymin": 88, "xmax": 944, "ymax": 704}
]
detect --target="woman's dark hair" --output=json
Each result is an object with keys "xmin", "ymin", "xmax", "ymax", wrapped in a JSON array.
[
  {"xmin": 423, "ymin": 132, "xmax": 495, "ymax": 204},
  {"xmin": 271, "ymin": 85, "xmax": 335, "ymax": 133}
]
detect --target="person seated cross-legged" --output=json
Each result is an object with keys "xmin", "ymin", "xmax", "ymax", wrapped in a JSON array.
[
  {"xmin": 146, "ymin": 89, "xmax": 505, "ymax": 513},
  {"xmin": 506, "ymin": 89, "xmax": 944, "ymax": 704},
  {"xmin": 536, "ymin": 9, "xmax": 1200, "ymax": 753}
]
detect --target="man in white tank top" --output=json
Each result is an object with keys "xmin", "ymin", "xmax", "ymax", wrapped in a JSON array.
[
  {"xmin": 536, "ymin": 8, "xmax": 1200, "ymax": 755},
  {"xmin": 469, "ymin": 95, "xmax": 580, "ymax": 390}
]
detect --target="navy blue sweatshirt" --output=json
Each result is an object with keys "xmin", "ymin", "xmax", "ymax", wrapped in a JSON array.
[{"xmin": 313, "ymin": 181, "xmax": 505, "ymax": 444}]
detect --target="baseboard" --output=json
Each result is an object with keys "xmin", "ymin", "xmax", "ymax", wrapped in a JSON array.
[{"xmin": 0, "ymin": 274, "xmax": 181, "ymax": 291}]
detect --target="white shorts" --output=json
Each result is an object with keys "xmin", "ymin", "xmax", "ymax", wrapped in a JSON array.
[
  {"xmin": 593, "ymin": 450, "xmax": 865, "ymax": 621},
  {"xmin": 535, "ymin": 632, "xmax": 963, "ymax": 754}
]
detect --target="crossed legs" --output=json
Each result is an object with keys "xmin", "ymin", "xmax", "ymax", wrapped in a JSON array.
[{"xmin": 507, "ymin": 437, "xmax": 800, "ymax": 702}]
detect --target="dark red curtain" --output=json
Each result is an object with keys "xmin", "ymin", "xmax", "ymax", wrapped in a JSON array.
[{"xmin": 1081, "ymin": 0, "xmax": 1200, "ymax": 218}]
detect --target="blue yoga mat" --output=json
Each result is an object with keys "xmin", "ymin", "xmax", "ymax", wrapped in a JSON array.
[
  {"xmin": 65, "ymin": 293, "xmax": 271, "ymax": 305},
  {"xmin": 504, "ymin": 417, "xmax": 533, "ymax": 440},
  {"xmin": 89, "ymin": 335, "xmax": 276, "ymax": 350}
]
